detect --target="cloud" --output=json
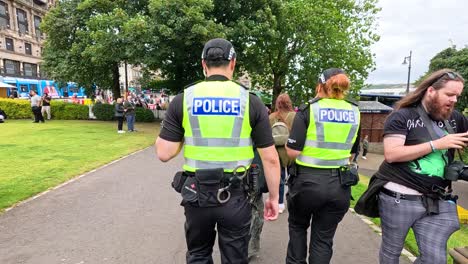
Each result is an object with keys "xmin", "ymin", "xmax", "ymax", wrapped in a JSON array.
[{"xmin": 366, "ymin": 0, "xmax": 468, "ymax": 84}]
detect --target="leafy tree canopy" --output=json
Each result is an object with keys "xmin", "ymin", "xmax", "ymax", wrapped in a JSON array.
[
  {"xmin": 229, "ymin": 0, "xmax": 380, "ymax": 107},
  {"xmin": 42, "ymin": 0, "xmax": 380, "ymax": 105},
  {"xmin": 41, "ymin": 0, "xmax": 150, "ymax": 98},
  {"xmin": 416, "ymin": 46, "xmax": 468, "ymax": 111}
]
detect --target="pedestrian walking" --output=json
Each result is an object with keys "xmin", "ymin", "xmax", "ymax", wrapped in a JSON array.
[
  {"xmin": 356, "ymin": 69, "xmax": 467, "ymax": 264},
  {"xmin": 41, "ymin": 92, "xmax": 52, "ymax": 120},
  {"xmin": 361, "ymin": 135, "xmax": 369, "ymax": 159},
  {"xmin": 285, "ymin": 68, "xmax": 360, "ymax": 264},
  {"xmin": 30, "ymin": 90, "xmax": 44, "ymax": 123},
  {"xmin": 155, "ymin": 38, "xmax": 280, "ymax": 264},
  {"xmin": 269, "ymin": 93, "xmax": 296, "ymax": 213}
]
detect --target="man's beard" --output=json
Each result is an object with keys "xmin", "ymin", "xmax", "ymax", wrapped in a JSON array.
[{"xmin": 426, "ymin": 93, "xmax": 454, "ymax": 120}]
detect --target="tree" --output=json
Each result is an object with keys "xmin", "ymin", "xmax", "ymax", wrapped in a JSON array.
[
  {"xmin": 227, "ymin": 0, "xmax": 380, "ymax": 108},
  {"xmin": 421, "ymin": 47, "xmax": 468, "ymax": 111},
  {"xmin": 141, "ymin": 0, "xmax": 225, "ymax": 94},
  {"xmin": 43, "ymin": 0, "xmax": 379, "ymax": 106},
  {"xmin": 41, "ymin": 0, "xmax": 150, "ymax": 98}
]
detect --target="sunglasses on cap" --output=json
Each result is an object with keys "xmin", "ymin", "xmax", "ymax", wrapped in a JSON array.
[{"xmin": 431, "ymin": 71, "xmax": 462, "ymax": 86}]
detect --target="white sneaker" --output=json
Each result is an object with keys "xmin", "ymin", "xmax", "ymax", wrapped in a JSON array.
[
  {"xmin": 362, "ymin": 156, "xmax": 367, "ymax": 160},
  {"xmin": 118, "ymin": 130, "xmax": 126, "ymax": 134},
  {"xmin": 279, "ymin": 203, "xmax": 285, "ymax": 214}
]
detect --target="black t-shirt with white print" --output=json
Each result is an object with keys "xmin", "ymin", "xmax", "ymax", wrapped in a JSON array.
[{"xmin": 380, "ymin": 106, "xmax": 468, "ymax": 182}]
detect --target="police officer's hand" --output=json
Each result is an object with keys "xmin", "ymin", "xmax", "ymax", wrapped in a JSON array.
[
  {"xmin": 264, "ymin": 197, "xmax": 279, "ymax": 221},
  {"xmin": 433, "ymin": 132, "xmax": 468, "ymax": 150}
]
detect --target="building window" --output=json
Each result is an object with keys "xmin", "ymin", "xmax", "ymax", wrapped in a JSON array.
[
  {"xmin": 16, "ymin": 8, "xmax": 28, "ymax": 34},
  {"xmin": 25, "ymin": 42, "xmax": 32, "ymax": 55},
  {"xmin": 5, "ymin": 37, "xmax": 13, "ymax": 51},
  {"xmin": 34, "ymin": 16, "xmax": 41, "ymax": 37},
  {"xmin": 23, "ymin": 63, "xmax": 38, "ymax": 77},
  {"xmin": 30, "ymin": 84, "xmax": 37, "ymax": 92},
  {"xmin": 0, "ymin": 1, "xmax": 10, "ymax": 29},
  {"xmin": 20, "ymin": 84, "xmax": 28, "ymax": 92},
  {"xmin": 4, "ymin": 59, "xmax": 20, "ymax": 75}
]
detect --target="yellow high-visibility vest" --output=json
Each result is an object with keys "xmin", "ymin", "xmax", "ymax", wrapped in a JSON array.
[
  {"xmin": 296, "ymin": 98, "xmax": 360, "ymax": 168},
  {"xmin": 182, "ymin": 81, "xmax": 253, "ymax": 172}
]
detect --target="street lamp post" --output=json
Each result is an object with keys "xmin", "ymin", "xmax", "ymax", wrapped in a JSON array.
[
  {"xmin": 125, "ymin": 61, "xmax": 129, "ymax": 99},
  {"xmin": 402, "ymin": 51, "xmax": 412, "ymax": 94}
]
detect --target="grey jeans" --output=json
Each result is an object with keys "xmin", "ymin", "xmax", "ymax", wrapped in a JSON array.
[{"xmin": 378, "ymin": 191, "xmax": 460, "ymax": 264}]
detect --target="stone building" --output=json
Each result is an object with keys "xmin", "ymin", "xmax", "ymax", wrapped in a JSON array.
[{"xmin": 0, "ymin": 0, "xmax": 55, "ymax": 80}]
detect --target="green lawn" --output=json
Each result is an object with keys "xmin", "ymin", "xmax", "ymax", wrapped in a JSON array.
[
  {"xmin": 352, "ymin": 175, "xmax": 468, "ymax": 263},
  {"xmin": 0, "ymin": 120, "xmax": 160, "ymax": 212}
]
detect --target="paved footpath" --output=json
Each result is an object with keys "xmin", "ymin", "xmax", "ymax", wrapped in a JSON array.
[{"xmin": 0, "ymin": 148, "xmax": 411, "ymax": 264}]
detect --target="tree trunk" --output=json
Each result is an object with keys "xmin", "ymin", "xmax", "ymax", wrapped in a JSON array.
[
  {"xmin": 272, "ymin": 74, "xmax": 283, "ymax": 111},
  {"xmin": 112, "ymin": 62, "xmax": 121, "ymax": 99}
]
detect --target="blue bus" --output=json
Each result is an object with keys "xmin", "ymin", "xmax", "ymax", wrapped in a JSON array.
[{"xmin": 3, "ymin": 77, "xmax": 85, "ymax": 98}]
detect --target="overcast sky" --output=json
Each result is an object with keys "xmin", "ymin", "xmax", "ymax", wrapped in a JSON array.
[{"xmin": 366, "ymin": 0, "xmax": 468, "ymax": 84}]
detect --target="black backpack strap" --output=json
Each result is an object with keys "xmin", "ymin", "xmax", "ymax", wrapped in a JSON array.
[{"xmin": 416, "ymin": 105, "xmax": 439, "ymax": 140}]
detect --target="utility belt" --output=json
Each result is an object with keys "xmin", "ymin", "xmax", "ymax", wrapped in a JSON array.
[
  {"xmin": 288, "ymin": 163, "xmax": 359, "ymax": 187},
  {"xmin": 172, "ymin": 165, "xmax": 257, "ymax": 207}
]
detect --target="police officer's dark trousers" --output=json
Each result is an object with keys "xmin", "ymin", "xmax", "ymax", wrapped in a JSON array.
[
  {"xmin": 184, "ymin": 189, "xmax": 252, "ymax": 264},
  {"xmin": 286, "ymin": 166, "xmax": 351, "ymax": 264}
]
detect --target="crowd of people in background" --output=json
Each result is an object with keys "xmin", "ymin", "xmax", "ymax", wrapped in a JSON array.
[{"xmin": 94, "ymin": 89, "xmax": 169, "ymax": 111}]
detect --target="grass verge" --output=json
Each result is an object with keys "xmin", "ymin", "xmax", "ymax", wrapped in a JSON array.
[
  {"xmin": 352, "ymin": 175, "xmax": 468, "ymax": 264},
  {"xmin": 0, "ymin": 119, "xmax": 160, "ymax": 212}
]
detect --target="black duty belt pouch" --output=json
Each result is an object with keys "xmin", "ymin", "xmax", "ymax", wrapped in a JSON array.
[
  {"xmin": 195, "ymin": 168, "xmax": 224, "ymax": 207},
  {"xmin": 339, "ymin": 165, "xmax": 359, "ymax": 187},
  {"xmin": 181, "ymin": 176, "xmax": 198, "ymax": 203},
  {"xmin": 172, "ymin": 171, "xmax": 188, "ymax": 193}
]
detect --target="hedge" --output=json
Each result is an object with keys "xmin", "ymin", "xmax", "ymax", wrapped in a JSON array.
[
  {"xmin": 135, "ymin": 107, "xmax": 155, "ymax": 122},
  {"xmin": 0, "ymin": 98, "xmax": 31, "ymax": 119},
  {"xmin": 92, "ymin": 102, "xmax": 155, "ymax": 122},
  {"xmin": 0, "ymin": 98, "xmax": 89, "ymax": 120},
  {"xmin": 52, "ymin": 102, "xmax": 89, "ymax": 120},
  {"xmin": 0, "ymin": 98, "xmax": 155, "ymax": 122},
  {"xmin": 93, "ymin": 103, "xmax": 115, "ymax": 121}
]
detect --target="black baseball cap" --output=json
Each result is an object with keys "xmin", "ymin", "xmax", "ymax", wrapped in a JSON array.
[
  {"xmin": 201, "ymin": 38, "xmax": 236, "ymax": 61},
  {"xmin": 318, "ymin": 68, "xmax": 345, "ymax": 84}
]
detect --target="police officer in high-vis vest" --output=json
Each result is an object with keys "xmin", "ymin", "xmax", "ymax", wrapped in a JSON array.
[
  {"xmin": 156, "ymin": 38, "xmax": 280, "ymax": 264},
  {"xmin": 285, "ymin": 68, "xmax": 360, "ymax": 264}
]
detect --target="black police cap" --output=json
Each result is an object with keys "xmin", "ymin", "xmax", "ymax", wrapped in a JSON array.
[
  {"xmin": 201, "ymin": 38, "xmax": 236, "ymax": 61},
  {"xmin": 318, "ymin": 68, "xmax": 346, "ymax": 84}
]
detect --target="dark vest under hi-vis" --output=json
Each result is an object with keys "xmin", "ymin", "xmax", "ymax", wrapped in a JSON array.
[
  {"xmin": 182, "ymin": 81, "xmax": 254, "ymax": 172},
  {"xmin": 296, "ymin": 98, "xmax": 360, "ymax": 168}
]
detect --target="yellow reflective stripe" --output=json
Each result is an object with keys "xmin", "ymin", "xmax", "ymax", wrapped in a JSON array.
[
  {"xmin": 346, "ymin": 105, "xmax": 360, "ymax": 143},
  {"xmin": 184, "ymin": 145, "xmax": 253, "ymax": 160},
  {"xmin": 184, "ymin": 137, "xmax": 252, "ymax": 147},
  {"xmin": 296, "ymin": 155, "xmax": 349, "ymax": 167},
  {"xmin": 303, "ymin": 140, "xmax": 352, "ymax": 150},
  {"xmin": 184, "ymin": 158, "xmax": 253, "ymax": 171}
]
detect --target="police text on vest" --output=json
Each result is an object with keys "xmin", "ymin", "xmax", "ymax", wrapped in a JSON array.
[
  {"xmin": 319, "ymin": 108, "xmax": 356, "ymax": 123},
  {"xmin": 192, "ymin": 97, "xmax": 241, "ymax": 116}
]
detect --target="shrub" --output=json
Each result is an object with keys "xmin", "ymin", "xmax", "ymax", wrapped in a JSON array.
[
  {"xmin": 93, "ymin": 103, "xmax": 154, "ymax": 122},
  {"xmin": 93, "ymin": 102, "xmax": 115, "ymax": 121},
  {"xmin": 135, "ymin": 107, "xmax": 155, "ymax": 122},
  {"xmin": 0, "ymin": 98, "xmax": 88, "ymax": 120},
  {"xmin": 52, "ymin": 102, "xmax": 89, "ymax": 120},
  {"xmin": 0, "ymin": 98, "xmax": 31, "ymax": 119}
]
